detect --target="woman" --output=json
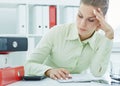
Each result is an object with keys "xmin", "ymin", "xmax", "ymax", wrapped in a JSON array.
[{"xmin": 25, "ymin": 0, "xmax": 114, "ymax": 80}]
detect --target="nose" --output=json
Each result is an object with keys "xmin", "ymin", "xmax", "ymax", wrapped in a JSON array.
[{"xmin": 80, "ymin": 19, "xmax": 86, "ymax": 27}]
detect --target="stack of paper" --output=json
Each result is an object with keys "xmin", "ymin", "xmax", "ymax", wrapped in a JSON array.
[{"xmin": 57, "ymin": 74, "xmax": 109, "ymax": 84}]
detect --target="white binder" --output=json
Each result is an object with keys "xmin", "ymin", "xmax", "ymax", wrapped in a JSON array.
[
  {"xmin": 64, "ymin": 6, "xmax": 74, "ymax": 24},
  {"xmin": 64, "ymin": 6, "xmax": 78, "ymax": 24},
  {"xmin": 33, "ymin": 6, "xmax": 43, "ymax": 36},
  {"xmin": 17, "ymin": 5, "xmax": 27, "ymax": 35},
  {"xmin": 43, "ymin": 6, "xmax": 50, "ymax": 35}
]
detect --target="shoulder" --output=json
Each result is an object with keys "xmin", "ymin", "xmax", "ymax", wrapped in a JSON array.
[
  {"xmin": 95, "ymin": 31, "xmax": 113, "ymax": 42},
  {"xmin": 46, "ymin": 23, "xmax": 75, "ymax": 37},
  {"xmin": 94, "ymin": 31, "xmax": 113, "ymax": 48},
  {"xmin": 50, "ymin": 23, "xmax": 74, "ymax": 32}
]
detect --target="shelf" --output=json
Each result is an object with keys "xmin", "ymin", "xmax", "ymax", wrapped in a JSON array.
[
  {"xmin": 0, "ymin": 34, "xmax": 27, "ymax": 37},
  {"xmin": 0, "ymin": 0, "xmax": 80, "ymax": 6},
  {"xmin": 0, "ymin": 0, "xmax": 27, "ymax": 4},
  {"xmin": 28, "ymin": 34, "xmax": 43, "ymax": 37},
  {"xmin": 27, "ymin": 0, "xmax": 80, "ymax": 6}
]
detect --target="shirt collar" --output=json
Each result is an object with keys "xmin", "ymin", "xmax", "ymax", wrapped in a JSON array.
[
  {"xmin": 66, "ymin": 23, "xmax": 79, "ymax": 40},
  {"xmin": 65, "ymin": 23, "xmax": 97, "ymax": 50},
  {"xmin": 80, "ymin": 33, "xmax": 97, "ymax": 50},
  {"xmin": 87, "ymin": 32, "xmax": 98, "ymax": 50}
]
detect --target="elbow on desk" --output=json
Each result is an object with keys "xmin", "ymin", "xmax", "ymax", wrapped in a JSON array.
[{"xmin": 90, "ymin": 64, "xmax": 108, "ymax": 77}]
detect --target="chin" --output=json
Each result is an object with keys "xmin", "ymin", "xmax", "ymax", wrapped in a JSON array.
[
  {"xmin": 78, "ymin": 30, "xmax": 85, "ymax": 35},
  {"xmin": 78, "ymin": 32, "xmax": 84, "ymax": 36}
]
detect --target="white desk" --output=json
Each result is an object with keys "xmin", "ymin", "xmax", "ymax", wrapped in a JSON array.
[{"xmin": 7, "ymin": 78, "xmax": 114, "ymax": 86}]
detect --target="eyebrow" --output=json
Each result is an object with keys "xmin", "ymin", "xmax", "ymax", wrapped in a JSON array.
[{"xmin": 78, "ymin": 11, "xmax": 96, "ymax": 19}]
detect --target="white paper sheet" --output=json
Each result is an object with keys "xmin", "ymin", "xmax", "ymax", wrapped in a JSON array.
[{"xmin": 57, "ymin": 74, "xmax": 109, "ymax": 84}]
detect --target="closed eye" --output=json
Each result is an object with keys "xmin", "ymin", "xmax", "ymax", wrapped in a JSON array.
[
  {"xmin": 78, "ymin": 14, "xmax": 83, "ymax": 18},
  {"xmin": 88, "ymin": 18, "xmax": 95, "ymax": 22}
]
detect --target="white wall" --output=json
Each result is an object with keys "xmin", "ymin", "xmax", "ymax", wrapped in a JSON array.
[{"xmin": 0, "ymin": 7, "xmax": 17, "ymax": 34}]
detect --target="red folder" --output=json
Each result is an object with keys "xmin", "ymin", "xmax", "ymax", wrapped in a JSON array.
[
  {"xmin": 49, "ymin": 6, "xmax": 57, "ymax": 28},
  {"xmin": 0, "ymin": 66, "xmax": 24, "ymax": 86},
  {"xmin": 0, "ymin": 52, "xmax": 9, "ymax": 54}
]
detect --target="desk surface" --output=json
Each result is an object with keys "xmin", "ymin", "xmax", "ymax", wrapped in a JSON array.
[{"xmin": 7, "ymin": 78, "xmax": 116, "ymax": 86}]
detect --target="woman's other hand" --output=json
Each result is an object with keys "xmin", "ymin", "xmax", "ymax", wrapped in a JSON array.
[{"xmin": 93, "ymin": 8, "xmax": 114, "ymax": 39}]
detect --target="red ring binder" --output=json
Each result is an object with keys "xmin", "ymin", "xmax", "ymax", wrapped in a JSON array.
[{"xmin": 0, "ymin": 66, "xmax": 24, "ymax": 86}]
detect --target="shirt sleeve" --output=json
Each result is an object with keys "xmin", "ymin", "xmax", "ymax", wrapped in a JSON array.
[
  {"xmin": 90, "ymin": 37, "xmax": 113, "ymax": 77},
  {"xmin": 24, "ymin": 29, "xmax": 55, "ymax": 76}
]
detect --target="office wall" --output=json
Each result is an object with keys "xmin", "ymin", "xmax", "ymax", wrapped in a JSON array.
[{"xmin": 0, "ymin": 8, "xmax": 17, "ymax": 34}]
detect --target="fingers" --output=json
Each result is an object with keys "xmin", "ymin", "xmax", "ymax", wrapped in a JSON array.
[
  {"xmin": 58, "ymin": 68, "xmax": 72, "ymax": 79},
  {"xmin": 58, "ymin": 70, "xmax": 68, "ymax": 79},
  {"xmin": 60, "ymin": 68, "xmax": 70, "ymax": 76},
  {"xmin": 93, "ymin": 8, "xmax": 104, "ymax": 21},
  {"xmin": 48, "ymin": 68, "xmax": 71, "ymax": 80},
  {"xmin": 93, "ymin": 8, "xmax": 107, "ymax": 29},
  {"xmin": 98, "ymin": 8, "xmax": 104, "ymax": 16},
  {"xmin": 50, "ymin": 74, "xmax": 57, "ymax": 80}
]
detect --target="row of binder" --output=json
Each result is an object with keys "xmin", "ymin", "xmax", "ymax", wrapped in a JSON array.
[
  {"xmin": 17, "ymin": 5, "xmax": 79, "ymax": 36},
  {"xmin": 18, "ymin": 5, "xmax": 57, "ymax": 35},
  {"xmin": 33, "ymin": 5, "xmax": 56, "ymax": 35}
]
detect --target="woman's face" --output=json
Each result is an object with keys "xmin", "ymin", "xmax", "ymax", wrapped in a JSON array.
[{"xmin": 76, "ymin": 3, "xmax": 99, "ymax": 39}]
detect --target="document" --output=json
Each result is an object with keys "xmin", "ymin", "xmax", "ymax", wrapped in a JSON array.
[{"xmin": 57, "ymin": 74, "xmax": 109, "ymax": 84}]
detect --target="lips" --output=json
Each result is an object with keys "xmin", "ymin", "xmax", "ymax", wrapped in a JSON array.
[{"xmin": 80, "ymin": 28, "xmax": 86, "ymax": 31}]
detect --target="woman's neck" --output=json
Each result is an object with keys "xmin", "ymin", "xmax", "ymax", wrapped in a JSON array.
[{"xmin": 79, "ymin": 31, "xmax": 95, "ymax": 41}]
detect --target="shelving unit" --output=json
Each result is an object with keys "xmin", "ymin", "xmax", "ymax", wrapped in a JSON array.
[
  {"xmin": 0, "ymin": 0, "xmax": 80, "ymax": 66},
  {"xmin": 0, "ymin": 0, "xmax": 80, "ymax": 6}
]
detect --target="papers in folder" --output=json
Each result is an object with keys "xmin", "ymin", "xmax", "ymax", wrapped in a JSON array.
[{"xmin": 57, "ymin": 74, "xmax": 108, "ymax": 84}]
